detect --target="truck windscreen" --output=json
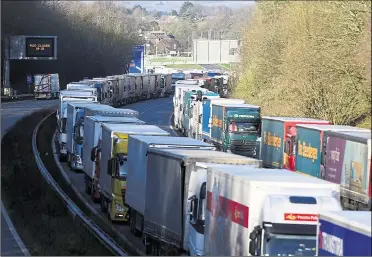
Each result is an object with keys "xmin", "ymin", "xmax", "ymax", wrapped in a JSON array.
[
  {"xmin": 262, "ymin": 233, "xmax": 316, "ymax": 256},
  {"xmin": 229, "ymin": 121, "xmax": 259, "ymax": 133}
]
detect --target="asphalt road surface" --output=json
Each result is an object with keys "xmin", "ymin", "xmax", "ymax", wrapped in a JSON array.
[
  {"xmin": 56, "ymin": 97, "xmax": 176, "ymax": 254},
  {"xmin": 1, "ymin": 98, "xmax": 58, "ymax": 256}
]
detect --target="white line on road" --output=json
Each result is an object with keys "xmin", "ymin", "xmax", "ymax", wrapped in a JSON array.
[{"xmin": 1, "ymin": 201, "xmax": 31, "ymax": 256}]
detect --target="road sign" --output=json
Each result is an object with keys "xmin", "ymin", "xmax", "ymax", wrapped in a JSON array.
[
  {"xmin": 9, "ymin": 35, "xmax": 58, "ymax": 60},
  {"xmin": 128, "ymin": 45, "xmax": 144, "ymax": 73}
]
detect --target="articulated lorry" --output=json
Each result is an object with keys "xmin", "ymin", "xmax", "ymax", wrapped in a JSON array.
[
  {"xmin": 57, "ymin": 90, "xmax": 98, "ymax": 161},
  {"xmin": 295, "ymin": 124, "xmax": 370, "ymax": 178},
  {"xmin": 67, "ymin": 103, "xmax": 138, "ymax": 170},
  {"xmin": 34, "ymin": 73, "xmax": 60, "ymax": 99},
  {"xmin": 66, "ymin": 102, "xmax": 100, "ymax": 170},
  {"xmin": 189, "ymin": 92, "xmax": 220, "ymax": 140},
  {"xmin": 96, "ymin": 124, "xmax": 170, "ymax": 222},
  {"xmin": 126, "ymin": 135, "xmax": 216, "ymax": 239},
  {"xmin": 83, "ymin": 116, "xmax": 145, "ymax": 199},
  {"xmin": 204, "ymin": 165, "xmax": 342, "ymax": 256},
  {"xmin": 316, "ymin": 211, "xmax": 371, "ymax": 256},
  {"xmin": 201, "ymin": 98, "xmax": 245, "ymax": 142},
  {"xmin": 325, "ymin": 130, "xmax": 371, "ymax": 211},
  {"xmin": 171, "ymin": 72, "xmax": 186, "ymax": 94},
  {"xmin": 260, "ymin": 117, "xmax": 330, "ymax": 170},
  {"xmin": 143, "ymin": 148, "xmax": 262, "ymax": 255},
  {"xmin": 180, "ymin": 89, "xmax": 212, "ymax": 136},
  {"xmin": 209, "ymin": 103, "xmax": 261, "ymax": 158}
]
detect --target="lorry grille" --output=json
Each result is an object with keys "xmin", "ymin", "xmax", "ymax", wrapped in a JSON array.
[{"xmin": 230, "ymin": 140, "xmax": 256, "ymax": 155}]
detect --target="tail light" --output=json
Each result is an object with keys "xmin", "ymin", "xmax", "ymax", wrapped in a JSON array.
[{"xmin": 229, "ymin": 123, "xmax": 237, "ymax": 132}]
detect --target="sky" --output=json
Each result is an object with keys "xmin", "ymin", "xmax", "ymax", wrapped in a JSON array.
[{"xmin": 84, "ymin": 1, "xmax": 255, "ymax": 12}]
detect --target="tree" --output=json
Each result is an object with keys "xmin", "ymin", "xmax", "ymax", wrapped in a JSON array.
[
  {"xmin": 179, "ymin": 1, "xmax": 195, "ymax": 19},
  {"xmin": 170, "ymin": 10, "xmax": 178, "ymax": 16}
]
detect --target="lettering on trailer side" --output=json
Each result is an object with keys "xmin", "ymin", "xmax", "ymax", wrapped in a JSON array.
[
  {"xmin": 263, "ymin": 131, "xmax": 281, "ymax": 148},
  {"xmin": 211, "ymin": 116, "xmax": 223, "ymax": 128},
  {"xmin": 318, "ymin": 231, "xmax": 344, "ymax": 256},
  {"xmin": 284, "ymin": 213, "xmax": 318, "ymax": 222},
  {"xmin": 297, "ymin": 140, "xmax": 318, "ymax": 162},
  {"xmin": 206, "ymin": 191, "xmax": 249, "ymax": 228}
]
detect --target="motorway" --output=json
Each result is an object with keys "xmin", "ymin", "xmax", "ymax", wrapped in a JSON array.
[
  {"xmin": 1, "ymin": 98, "xmax": 58, "ymax": 256},
  {"xmin": 55, "ymin": 97, "xmax": 176, "ymax": 254}
]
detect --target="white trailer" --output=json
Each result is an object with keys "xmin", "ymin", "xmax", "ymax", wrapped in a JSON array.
[
  {"xmin": 126, "ymin": 135, "xmax": 216, "ymax": 238},
  {"xmin": 82, "ymin": 116, "xmax": 145, "ymax": 197},
  {"xmin": 204, "ymin": 166, "xmax": 342, "ymax": 256},
  {"xmin": 141, "ymin": 74, "xmax": 150, "ymax": 100},
  {"xmin": 57, "ymin": 90, "xmax": 98, "ymax": 161},
  {"xmin": 143, "ymin": 148, "xmax": 262, "ymax": 255},
  {"xmin": 34, "ymin": 73, "xmax": 60, "ymax": 99}
]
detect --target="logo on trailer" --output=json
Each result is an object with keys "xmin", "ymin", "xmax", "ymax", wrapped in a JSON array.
[{"xmin": 284, "ymin": 213, "xmax": 318, "ymax": 222}]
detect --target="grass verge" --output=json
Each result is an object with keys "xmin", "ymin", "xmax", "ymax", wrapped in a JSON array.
[
  {"xmin": 1, "ymin": 110, "xmax": 113, "ymax": 256},
  {"xmin": 164, "ymin": 64, "xmax": 203, "ymax": 69}
]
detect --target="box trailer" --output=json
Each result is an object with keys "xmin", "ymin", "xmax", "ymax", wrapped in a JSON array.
[
  {"xmin": 260, "ymin": 117, "xmax": 330, "ymax": 170},
  {"xmin": 317, "ymin": 210, "xmax": 371, "ymax": 256},
  {"xmin": 34, "ymin": 73, "xmax": 60, "ymax": 99},
  {"xmin": 325, "ymin": 130, "xmax": 371, "ymax": 211},
  {"xmin": 98, "ymin": 124, "xmax": 170, "ymax": 222},
  {"xmin": 205, "ymin": 166, "xmax": 342, "ymax": 256},
  {"xmin": 82, "ymin": 116, "xmax": 145, "ymax": 197},
  {"xmin": 143, "ymin": 148, "xmax": 262, "ymax": 255},
  {"xmin": 126, "ymin": 135, "xmax": 216, "ymax": 238}
]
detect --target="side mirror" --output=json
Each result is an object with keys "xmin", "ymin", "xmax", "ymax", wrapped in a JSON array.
[
  {"xmin": 190, "ymin": 96, "xmax": 195, "ymax": 100},
  {"xmin": 249, "ymin": 241, "xmax": 256, "ymax": 256},
  {"xmin": 90, "ymin": 147, "xmax": 96, "ymax": 162}
]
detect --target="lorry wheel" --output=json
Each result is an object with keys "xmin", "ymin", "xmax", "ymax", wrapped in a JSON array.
[
  {"xmin": 100, "ymin": 195, "xmax": 108, "ymax": 213},
  {"xmin": 85, "ymin": 181, "xmax": 91, "ymax": 194}
]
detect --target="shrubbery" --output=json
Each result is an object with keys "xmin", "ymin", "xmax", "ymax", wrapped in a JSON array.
[
  {"xmin": 1, "ymin": 1, "xmax": 141, "ymax": 91},
  {"xmin": 234, "ymin": 1, "xmax": 371, "ymax": 128}
]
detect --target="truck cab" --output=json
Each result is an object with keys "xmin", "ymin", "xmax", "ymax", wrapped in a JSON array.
[
  {"xmin": 97, "ymin": 124, "xmax": 170, "ymax": 222},
  {"xmin": 211, "ymin": 103, "xmax": 261, "ymax": 158}
]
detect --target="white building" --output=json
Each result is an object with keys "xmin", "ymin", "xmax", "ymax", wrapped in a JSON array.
[{"xmin": 192, "ymin": 39, "xmax": 241, "ymax": 64}]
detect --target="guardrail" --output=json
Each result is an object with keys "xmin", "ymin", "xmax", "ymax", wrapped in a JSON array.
[{"xmin": 31, "ymin": 112, "xmax": 127, "ymax": 256}]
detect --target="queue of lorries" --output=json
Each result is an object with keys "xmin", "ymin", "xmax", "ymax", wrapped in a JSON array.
[{"xmin": 54, "ymin": 71, "xmax": 371, "ymax": 256}]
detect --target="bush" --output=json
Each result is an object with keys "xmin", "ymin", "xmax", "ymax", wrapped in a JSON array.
[
  {"xmin": 1, "ymin": 1, "xmax": 141, "ymax": 92},
  {"xmin": 234, "ymin": 1, "xmax": 371, "ymax": 126}
]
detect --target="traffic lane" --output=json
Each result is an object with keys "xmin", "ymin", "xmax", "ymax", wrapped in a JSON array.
[
  {"xmin": 55, "ymin": 98, "xmax": 177, "ymax": 254},
  {"xmin": 1, "ymin": 99, "xmax": 58, "ymax": 135},
  {"xmin": 58, "ymin": 162, "xmax": 145, "ymax": 255},
  {"xmin": 1, "ymin": 99, "xmax": 56, "ymax": 256},
  {"xmin": 123, "ymin": 96, "xmax": 177, "ymax": 136},
  {"xmin": 1, "ymin": 211, "xmax": 28, "ymax": 256}
]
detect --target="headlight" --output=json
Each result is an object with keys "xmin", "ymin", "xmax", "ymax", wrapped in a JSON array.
[{"xmin": 115, "ymin": 204, "xmax": 124, "ymax": 212}]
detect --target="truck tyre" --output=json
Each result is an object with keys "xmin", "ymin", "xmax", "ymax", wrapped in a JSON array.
[
  {"xmin": 100, "ymin": 194, "xmax": 108, "ymax": 213},
  {"xmin": 85, "ymin": 180, "xmax": 91, "ymax": 194}
]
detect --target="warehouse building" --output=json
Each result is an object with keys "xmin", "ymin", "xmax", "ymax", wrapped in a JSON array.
[{"xmin": 192, "ymin": 39, "xmax": 240, "ymax": 64}]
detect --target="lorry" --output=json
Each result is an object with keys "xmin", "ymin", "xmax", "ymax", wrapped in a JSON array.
[
  {"xmin": 180, "ymin": 88, "xmax": 210, "ymax": 136},
  {"xmin": 134, "ymin": 74, "xmax": 143, "ymax": 102},
  {"xmin": 65, "ymin": 102, "xmax": 101, "ymax": 170},
  {"xmin": 82, "ymin": 116, "xmax": 146, "ymax": 199},
  {"xmin": 163, "ymin": 74, "xmax": 173, "ymax": 97},
  {"xmin": 316, "ymin": 210, "xmax": 371, "ymax": 256},
  {"xmin": 204, "ymin": 165, "xmax": 342, "ymax": 256},
  {"xmin": 34, "ymin": 73, "xmax": 60, "ymax": 99},
  {"xmin": 324, "ymin": 130, "xmax": 371, "ymax": 211},
  {"xmin": 71, "ymin": 104, "xmax": 139, "ymax": 169},
  {"xmin": 91, "ymin": 77, "xmax": 117, "ymax": 106},
  {"xmin": 126, "ymin": 135, "xmax": 216, "ymax": 239},
  {"xmin": 141, "ymin": 74, "xmax": 150, "ymax": 100},
  {"xmin": 173, "ymin": 85, "xmax": 204, "ymax": 129},
  {"xmin": 171, "ymin": 72, "xmax": 186, "ymax": 94},
  {"xmin": 107, "ymin": 75, "xmax": 127, "ymax": 107},
  {"xmin": 82, "ymin": 78, "xmax": 113, "ymax": 105},
  {"xmin": 143, "ymin": 148, "xmax": 263, "ymax": 255},
  {"xmin": 209, "ymin": 103, "xmax": 261, "ymax": 158},
  {"xmin": 260, "ymin": 117, "xmax": 331, "ymax": 170},
  {"xmin": 95, "ymin": 124, "xmax": 170, "ymax": 221},
  {"xmin": 56, "ymin": 90, "xmax": 98, "ymax": 161},
  {"xmin": 201, "ymin": 98, "xmax": 245, "ymax": 143},
  {"xmin": 187, "ymin": 91, "xmax": 220, "ymax": 139},
  {"xmin": 295, "ymin": 124, "xmax": 370, "ymax": 179}
]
